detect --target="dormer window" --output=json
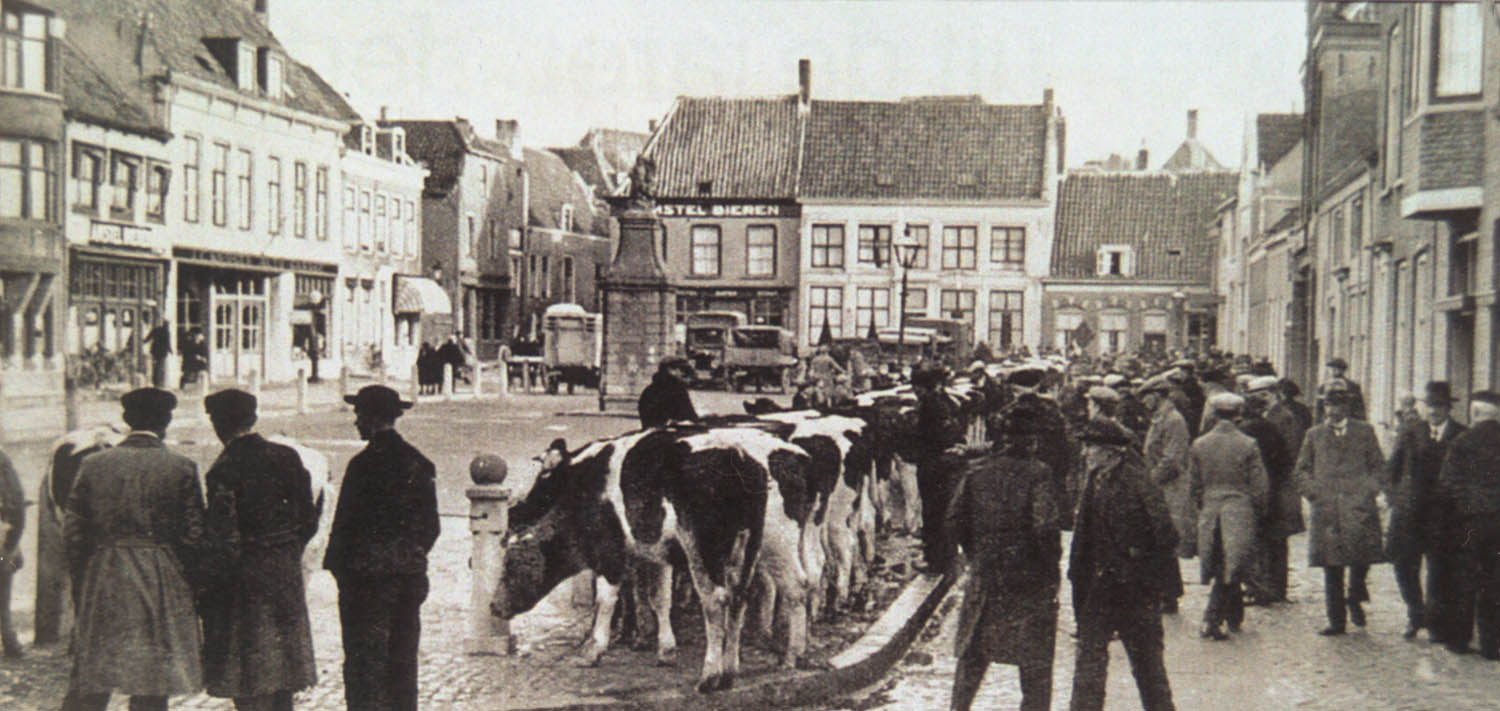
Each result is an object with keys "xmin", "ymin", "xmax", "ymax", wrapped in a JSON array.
[
  {"xmin": 236, "ymin": 42, "xmax": 256, "ymax": 91},
  {"xmin": 697, "ymin": 180, "xmax": 712, "ymax": 196},
  {"xmin": 360, "ymin": 125, "xmax": 374, "ymax": 155},
  {"xmin": 392, "ymin": 128, "xmax": 406, "ymax": 161},
  {"xmin": 1097, "ymin": 245, "xmax": 1134, "ymax": 277},
  {"xmin": 560, "ymin": 204, "xmax": 575, "ymax": 232},
  {"xmin": 257, "ymin": 47, "xmax": 283, "ymax": 99}
]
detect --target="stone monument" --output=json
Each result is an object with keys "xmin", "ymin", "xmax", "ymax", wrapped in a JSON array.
[{"xmin": 599, "ymin": 156, "xmax": 676, "ymax": 412}]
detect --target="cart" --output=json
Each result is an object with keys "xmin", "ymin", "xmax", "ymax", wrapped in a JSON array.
[{"xmin": 541, "ymin": 303, "xmax": 601, "ymax": 394}]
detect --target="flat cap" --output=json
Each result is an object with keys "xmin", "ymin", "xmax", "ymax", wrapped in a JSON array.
[
  {"xmin": 1209, "ymin": 392, "xmax": 1246, "ymax": 413},
  {"xmin": 1471, "ymin": 390, "xmax": 1500, "ymax": 406},
  {"xmin": 1137, "ymin": 375, "xmax": 1173, "ymax": 395},
  {"xmin": 1086, "ymin": 386, "xmax": 1121, "ymax": 403},
  {"xmin": 204, "ymin": 388, "xmax": 257, "ymax": 420},
  {"xmin": 1246, "ymin": 375, "xmax": 1281, "ymax": 393},
  {"xmin": 1008, "ymin": 367, "xmax": 1045, "ymax": 388},
  {"xmin": 121, "ymin": 387, "xmax": 177, "ymax": 417},
  {"xmin": 343, "ymin": 384, "xmax": 413, "ymax": 417},
  {"xmin": 1327, "ymin": 357, "xmax": 1349, "ymax": 369},
  {"xmin": 660, "ymin": 356, "xmax": 690, "ymax": 370},
  {"xmin": 1102, "ymin": 374, "xmax": 1128, "ymax": 388}
]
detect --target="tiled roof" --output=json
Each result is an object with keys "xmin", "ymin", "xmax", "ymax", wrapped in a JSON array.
[
  {"xmin": 1256, "ymin": 113, "xmax": 1303, "ymax": 170},
  {"xmin": 640, "ymin": 96, "xmax": 805, "ymax": 199},
  {"xmin": 524, "ymin": 147, "xmax": 609, "ymax": 236},
  {"xmin": 1051, "ymin": 170, "xmax": 1238, "ymax": 283},
  {"xmin": 800, "ymin": 99, "xmax": 1047, "ymax": 200},
  {"xmin": 49, "ymin": 0, "xmax": 358, "ymax": 134},
  {"xmin": 382, "ymin": 118, "xmax": 514, "ymax": 196}
]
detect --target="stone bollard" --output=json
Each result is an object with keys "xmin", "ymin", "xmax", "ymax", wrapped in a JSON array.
[
  {"xmin": 473, "ymin": 360, "xmax": 484, "ymax": 397},
  {"xmin": 498, "ymin": 359, "xmax": 509, "ymax": 397},
  {"xmin": 443, "ymin": 364, "xmax": 454, "ymax": 402},
  {"xmin": 465, "ymin": 454, "xmax": 513, "ymax": 655},
  {"xmin": 410, "ymin": 361, "xmax": 421, "ymax": 402},
  {"xmin": 338, "ymin": 366, "xmax": 350, "ymax": 404},
  {"xmin": 248, "ymin": 368, "xmax": 261, "ymax": 397},
  {"xmin": 296, "ymin": 368, "xmax": 308, "ymax": 414}
]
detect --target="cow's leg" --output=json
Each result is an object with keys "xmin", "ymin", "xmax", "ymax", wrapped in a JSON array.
[
  {"xmin": 676, "ymin": 534, "xmax": 729, "ymax": 692},
  {"xmin": 801, "ymin": 521, "xmax": 827, "ymax": 622},
  {"xmin": 649, "ymin": 562, "xmax": 678, "ymax": 666},
  {"xmin": 752, "ymin": 567, "xmax": 776, "ymax": 646},
  {"xmin": 761, "ymin": 520, "xmax": 809, "ymax": 669},
  {"xmin": 722, "ymin": 529, "xmax": 756, "ymax": 689},
  {"xmin": 580, "ymin": 575, "xmax": 620, "ymax": 666}
]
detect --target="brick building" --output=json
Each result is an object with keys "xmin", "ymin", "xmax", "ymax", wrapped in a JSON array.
[{"xmin": 513, "ymin": 146, "xmax": 613, "ymax": 340}]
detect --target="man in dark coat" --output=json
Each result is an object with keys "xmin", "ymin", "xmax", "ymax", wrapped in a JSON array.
[
  {"xmin": 947, "ymin": 410, "xmax": 1061, "ymax": 711},
  {"xmin": 1386, "ymin": 381, "xmax": 1465, "ymax": 643},
  {"xmin": 201, "ymin": 389, "xmax": 319, "ymax": 711},
  {"xmin": 638, "ymin": 357, "xmax": 698, "ymax": 428},
  {"xmin": 1242, "ymin": 376, "xmax": 1302, "ymax": 604},
  {"xmin": 1068, "ymin": 419, "xmax": 1178, "ymax": 711},
  {"xmin": 998, "ymin": 367, "xmax": 1077, "ymax": 530},
  {"xmin": 913, "ymin": 365, "xmax": 964, "ymax": 574},
  {"xmin": 142, "ymin": 317, "xmax": 172, "ymax": 389},
  {"xmin": 1172, "ymin": 360, "xmax": 1206, "ymax": 439},
  {"xmin": 1279, "ymin": 378, "xmax": 1314, "ymax": 433},
  {"xmin": 1316, "ymin": 358, "xmax": 1368, "ymax": 421},
  {"xmin": 0, "ymin": 447, "xmax": 24, "ymax": 658},
  {"xmin": 62, "ymin": 388, "xmax": 206, "ymax": 711},
  {"xmin": 1139, "ymin": 376, "xmax": 1193, "ymax": 615},
  {"xmin": 324, "ymin": 385, "xmax": 440, "ymax": 711},
  {"xmin": 1294, "ymin": 389, "xmax": 1386, "ymax": 635},
  {"xmin": 1436, "ymin": 389, "xmax": 1500, "ymax": 659}
]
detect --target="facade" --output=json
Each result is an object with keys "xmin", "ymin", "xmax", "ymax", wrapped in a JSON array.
[
  {"xmin": 0, "ymin": 0, "xmax": 67, "ymax": 439},
  {"xmin": 1044, "ymin": 112, "xmax": 1238, "ymax": 358},
  {"xmin": 515, "ymin": 147, "xmax": 613, "ymax": 339},
  {"xmin": 797, "ymin": 91, "xmax": 1063, "ymax": 352},
  {"xmin": 382, "ymin": 117, "xmax": 521, "ymax": 359},
  {"xmin": 336, "ymin": 120, "xmax": 430, "ymax": 379},
  {"xmin": 636, "ymin": 81, "xmax": 807, "ymax": 336}
]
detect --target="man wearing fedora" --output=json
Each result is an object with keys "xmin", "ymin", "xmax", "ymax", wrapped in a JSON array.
[
  {"xmin": 200, "ymin": 389, "xmax": 319, "ymax": 711},
  {"xmin": 1436, "ymin": 390, "xmax": 1500, "ymax": 658},
  {"xmin": 324, "ymin": 385, "xmax": 439, "ymax": 711},
  {"xmin": 61, "ymin": 388, "xmax": 206, "ymax": 711},
  {"xmin": 1385, "ymin": 381, "xmax": 1465, "ymax": 644}
]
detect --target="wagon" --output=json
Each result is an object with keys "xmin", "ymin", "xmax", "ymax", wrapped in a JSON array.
[{"xmin": 541, "ymin": 303, "xmax": 601, "ymax": 393}]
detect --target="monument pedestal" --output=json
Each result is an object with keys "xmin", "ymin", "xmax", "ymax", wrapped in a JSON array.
[{"xmin": 600, "ymin": 209, "xmax": 676, "ymax": 412}]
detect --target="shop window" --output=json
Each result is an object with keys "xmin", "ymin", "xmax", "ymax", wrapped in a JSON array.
[
  {"xmin": 0, "ymin": 138, "xmax": 53, "ymax": 219},
  {"xmin": 941, "ymin": 226, "xmax": 977, "ymax": 270}
]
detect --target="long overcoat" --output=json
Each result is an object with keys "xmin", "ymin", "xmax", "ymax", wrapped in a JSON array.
[
  {"xmin": 201, "ymin": 433, "xmax": 320, "ymax": 698},
  {"xmin": 1239, "ymin": 415, "xmax": 1303, "ymax": 539},
  {"xmin": 1069, "ymin": 442, "xmax": 1179, "ymax": 616},
  {"xmin": 1189, "ymin": 420, "xmax": 1269, "ymax": 584},
  {"xmin": 1384, "ymin": 419, "xmax": 1464, "ymax": 559},
  {"xmin": 1143, "ymin": 399, "xmax": 1195, "ymax": 558},
  {"xmin": 64, "ymin": 433, "xmax": 205, "ymax": 696},
  {"xmin": 1293, "ymin": 420, "xmax": 1386, "ymax": 568},
  {"xmin": 949, "ymin": 453, "xmax": 1060, "ymax": 665}
]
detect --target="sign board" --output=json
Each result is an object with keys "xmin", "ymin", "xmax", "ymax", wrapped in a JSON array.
[
  {"xmin": 654, "ymin": 201, "xmax": 800, "ymax": 219},
  {"xmin": 89, "ymin": 221, "xmax": 154, "ymax": 250}
]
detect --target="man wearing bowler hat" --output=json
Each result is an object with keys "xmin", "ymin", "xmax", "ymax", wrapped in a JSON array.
[
  {"xmin": 200, "ymin": 389, "xmax": 319, "ymax": 711},
  {"xmin": 1436, "ymin": 389, "xmax": 1500, "ymax": 658},
  {"xmin": 324, "ymin": 385, "xmax": 439, "ymax": 710},
  {"xmin": 61, "ymin": 388, "xmax": 206, "ymax": 711}
]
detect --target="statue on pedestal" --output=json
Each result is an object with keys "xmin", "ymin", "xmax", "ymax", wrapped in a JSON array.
[{"xmin": 622, "ymin": 155, "xmax": 657, "ymax": 215}]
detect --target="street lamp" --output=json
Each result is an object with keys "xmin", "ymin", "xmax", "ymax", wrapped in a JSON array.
[
  {"xmin": 308, "ymin": 288, "xmax": 325, "ymax": 383},
  {"xmin": 894, "ymin": 229, "xmax": 923, "ymax": 363},
  {"xmin": 1171, "ymin": 289, "xmax": 1187, "ymax": 355}
]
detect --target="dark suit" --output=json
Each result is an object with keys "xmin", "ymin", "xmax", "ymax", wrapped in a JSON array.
[
  {"xmin": 1436, "ymin": 419, "xmax": 1500, "ymax": 656},
  {"xmin": 915, "ymin": 388, "xmax": 964, "ymax": 570},
  {"xmin": 1384, "ymin": 418, "xmax": 1464, "ymax": 637},
  {"xmin": 637, "ymin": 371, "xmax": 698, "ymax": 428},
  {"xmin": 324, "ymin": 430, "xmax": 440, "ymax": 711},
  {"xmin": 1238, "ymin": 415, "xmax": 1297, "ymax": 603}
]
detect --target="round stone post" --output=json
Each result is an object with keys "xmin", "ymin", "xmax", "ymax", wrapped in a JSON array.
[
  {"xmin": 338, "ymin": 365, "xmax": 350, "ymax": 402},
  {"xmin": 409, "ymin": 361, "xmax": 421, "ymax": 402},
  {"xmin": 443, "ymin": 363, "xmax": 455, "ymax": 401},
  {"xmin": 296, "ymin": 368, "xmax": 308, "ymax": 414},
  {"xmin": 248, "ymin": 368, "xmax": 261, "ymax": 397},
  {"xmin": 465, "ymin": 454, "xmax": 512, "ymax": 656},
  {"xmin": 498, "ymin": 358, "xmax": 509, "ymax": 396},
  {"xmin": 473, "ymin": 360, "xmax": 484, "ymax": 397}
]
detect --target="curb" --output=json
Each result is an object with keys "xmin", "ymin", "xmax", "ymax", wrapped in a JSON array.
[{"xmin": 504, "ymin": 571, "xmax": 958, "ymax": 711}]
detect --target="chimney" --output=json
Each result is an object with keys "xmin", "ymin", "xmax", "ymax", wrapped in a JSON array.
[
  {"xmin": 495, "ymin": 119, "xmax": 519, "ymax": 152},
  {"xmin": 1043, "ymin": 87, "xmax": 1053, "ymax": 109},
  {"xmin": 1136, "ymin": 140, "xmax": 1149, "ymax": 170},
  {"xmin": 798, "ymin": 58, "xmax": 811, "ymax": 107},
  {"xmin": 1187, "ymin": 109, "xmax": 1198, "ymax": 139},
  {"xmin": 379, "ymin": 105, "xmax": 389, "ymax": 122},
  {"xmin": 648, "ymin": 118, "xmax": 658, "ymax": 134},
  {"xmin": 254, "ymin": 0, "xmax": 268, "ymax": 21}
]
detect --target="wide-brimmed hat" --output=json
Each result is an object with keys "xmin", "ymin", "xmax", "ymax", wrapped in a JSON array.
[
  {"xmin": 1424, "ymin": 381, "xmax": 1454, "ymax": 406},
  {"xmin": 344, "ymin": 385, "xmax": 413, "ymax": 418}
]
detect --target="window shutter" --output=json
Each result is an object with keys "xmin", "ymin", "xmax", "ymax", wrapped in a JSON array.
[{"xmin": 1096, "ymin": 248, "xmax": 1108, "ymax": 276}]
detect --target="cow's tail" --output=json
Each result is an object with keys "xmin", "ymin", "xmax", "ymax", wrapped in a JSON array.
[{"xmin": 733, "ymin": 448, "xmax": 766, "ymax": 599}]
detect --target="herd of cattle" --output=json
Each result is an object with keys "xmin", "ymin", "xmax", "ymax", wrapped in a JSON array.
[{"xmin": 35, "ymin": 376, "xmax": 1003, "ymax": 693}]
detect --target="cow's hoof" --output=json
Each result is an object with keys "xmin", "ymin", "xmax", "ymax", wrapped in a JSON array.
[
  {"xmin": 696, "ymin": 673, "xmax": 734, "ymax": 693},
  {"xmin": 578, "ymin": 645, "xmax": 606, "ymax": 667},
  {"xmin": 655, "ymin": 648, "xmax": 677, "ymax": 667}
]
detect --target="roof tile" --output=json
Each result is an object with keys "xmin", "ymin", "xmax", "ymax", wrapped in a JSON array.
[{"xmin": 641, "ymin": 96, "xmax": 805, "ymax": 199}]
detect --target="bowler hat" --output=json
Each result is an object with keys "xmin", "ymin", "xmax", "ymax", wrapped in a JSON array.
[
  {"xmin": 204, "ymin": 388, "xmax": 257, "ymax": 421},
  {"xmin": 1324, "ymin": 389, "xmax": 1356, "ymax": 407},
  {"xmin": 1424, "ymin": 381, "xmax": 1454, "ymax": 406},
  {"xmin": 343, "ymin": 384, "xmax": 413, "ymax": 417},
  {"xmin": 1327, "ymin": 357, "xmax": 1349, "ymax": 370},
  {"xmin": 121, "ymin": 387, "xmax": 177, "ymax": 418}
]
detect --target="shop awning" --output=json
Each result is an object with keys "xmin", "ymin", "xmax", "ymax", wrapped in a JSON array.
[{"xmin": 394, "ymin": 276, "xmax": 452, "ymax": 315}]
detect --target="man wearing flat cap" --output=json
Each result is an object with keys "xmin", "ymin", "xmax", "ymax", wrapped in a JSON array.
[
  {"xmin": 1140, "ymin": 375, "xmax": 1193, "ymax": 614},
  {"xmin": 998, "ymin": 367, "xmax": 1077, "ymax": 530},
  {"xmin": 1317, "ymin": 357, "xmax": 1367, "ymax": 422},
  {"xmin": 1294, "ymin": 388, "xmax": 1386, "ymax": 636},
  {"xmin": 1436, "ymin": 389, "xmax": 1500, "ymax": 658},
  {"xmin": 324, "ymin": 385, "xmax": 439, "ymax": 711},
  {"xmin": 62, "ymin": 388, "xmax": 207, "ymax": 711},
  {"xmin": 638, "ymin": 356, "xmax": 698, "ymax": 428},
  {"xmin": 1242, "ymin": 376, "xmax": 1303, "ymax": 605},
  {"xmin": 1387, "ymin": 381, "xmax": 1465, "ymax": 645},
  {"xmin": 1068, "ymin": 418, "xmax": 1178, "ymax": 711},
  {"xmin": 1190, "ymin": 393, "xmax": 1269, "ymax": 639},
  {"xmin": 200, "ymin": 389, "xmax": 319, "ymax": 711},
  {"xmin": 912, "ymin": 364, "xmax": 963, "ymax": 574}
]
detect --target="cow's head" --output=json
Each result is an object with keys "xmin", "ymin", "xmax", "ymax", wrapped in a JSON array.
[{"xmin": 493, "ymin": 502, "xmax": 586, "ymax": 618}]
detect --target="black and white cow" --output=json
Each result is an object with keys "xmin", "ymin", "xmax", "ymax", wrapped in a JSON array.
[{"xmin": 495, "ymin": 426, "xmax": 811, "ymax": 691}]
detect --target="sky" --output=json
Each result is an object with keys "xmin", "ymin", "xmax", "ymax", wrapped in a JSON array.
[{"xmin": 270, "ymin": 0, "xmax": 1307, "ymax": 170}]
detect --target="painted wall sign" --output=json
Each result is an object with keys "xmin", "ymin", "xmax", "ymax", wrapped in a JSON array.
[
  {"xmin": 654, "ymin": 201, "xmax": 801, "ymax": 218},
  {"xmin": 89, "ymin": 220, "xmax": 155, "ymax": 250}
]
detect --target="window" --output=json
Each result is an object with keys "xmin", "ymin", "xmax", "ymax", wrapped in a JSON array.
[
  {"xmin": 811, "ymin": 224, "xmax": 845, "ymax": 268},
  {"xmin": 342, "ymin": 187, "xmax": 356, "ymax": 250},
  {"xmin": 183, "ymin": 136, "xmax": 201, "ymax": 223},
  {"xmin": 1100, "ymin": 312, "xmax": 1128, "ymax": 353},
  {"xmin": 374, "ymin": 196, "xmax": 386, "ymax": 252},
  {"xmin": 857, "ymin": 224, "xmax": 891, "ymax": 265},
  {"xmin": 987, "ymin": 290, "xmax": 1023, "ymax": 351},
  {"xmin": 562, "ymin": 256, "xmax": 575, "ymax": 302},
  {"xmin": 358, "ymin": 190, "xmax": 371, "ymax": 250},
  {"xmin": 1097, "ymin": 246, "xmax": 1132, "ymax": 276},
  {"xmin": 405, "ymin": 199, "xmax": 416, "ymax": 255},
  {"xmin": 211, "ymin": 143, "xmax": 229, "ymax": 226},
  {"xmin": 855, "ymin": 287, "xmax": 891, "ymax": 333},
  {"xmin": 941, "ymin": 225, "xmax": 977, "ymax": 270},
  {"xmin": 292, "ymin": 161, "xmax": 308, "ymax": 237},
  {"xmin": 1350, "ymin": 194, "xmax": 1364, "ymax": 253},
  {"xmin": 510, "ymin": 256, "xmax": 522, "ymax": 294},
  {"xmin": 746, "ymin": 225, "xmax": 776, "ymax": 276},
  {"xmin": 1434, "ymin": 2, "xmax": 1481, "ymax": 99},
  {"xmin": 940, "ymin": 289, "xmax": 976, "ymax": 325},
  {"xmin": 72, "ymin": 145, "xmax": 103, "ymax": 212},
  {"xmin": 314, "ymin": 166, "xmax": 328, "ymax": 240},
  {"xmin": 509, "ymin": 227, "xmax": 522, "ymax": 251},
  {"xmin": 560, "ymin": 204, "xmax": 574, "ymax": 232},
  {"xmin": 390, "ymin": 197, "xmax": 402, "ymax": 254},
  {"xmin": 234, "ymin": 149, "xmax": 252, "ymax": 230},
  {"xmin": 990, "ymin": 226, "xmax": 1026, "ymax": 269},
  {"xmin": 541, "ymin": 255, "xmax": 551, "ymax": 298},
  {"xmin": 690, "ymin": 225, "xmax": 721, "ymax": 276},
  {"xmin": 146, "ymin": 163, "xmax": 168, "ymax": 222},
  {"xmin": 528, "ymin": 255, "xmax": 539, "ymax": 297},
  {"xmin": 467, "ymin": 214, "xmax": 477, "ymax": 257},
  {"xmin": 809, "ymin": 286, "xmax": 843, "ymax": 339},
  {"xmin": 109, "ymin": 152, "xmax": 140, "ymax": 217},
  {"xmin": 1, "ymin": 7, "xmax": 49, "ymax": 92},
  {"xmin": 903, "ymin": 286, "xmax": 928, "ymax": 317},
  {"xmin": 486, "ymin": 219, "xmax": 498, "ymax": 259},
  {"xmin": 903, "ymin": 224, "xmax": 930, "ymax": 269},
  {"xmin": 266, "ymin": 156, "xmax": 282, "ymax": 234},
  {"xmin": 0, "ymin": 138, "xmax": 53, "ymax": 219},
  {"xmin": 1405, "ymin": 7, "xmax": 1421, "ymax": 114}
]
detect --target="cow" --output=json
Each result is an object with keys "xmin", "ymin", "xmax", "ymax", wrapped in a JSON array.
[{"xmin": 495, "ymin": 426, "xmax": 811, "ymax": 691}]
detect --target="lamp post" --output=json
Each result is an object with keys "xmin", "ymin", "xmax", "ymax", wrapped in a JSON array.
[
  {"xmin": 308, "ymin": 288, "xmax": 325, "ymax": 383},
  {"xmin": 1171, "ymin": 289, "xmax": 1187, "ymax": 355},
  {"xmin": 894, "ymin": 230, "xmax": 923, "ymax": 363}
]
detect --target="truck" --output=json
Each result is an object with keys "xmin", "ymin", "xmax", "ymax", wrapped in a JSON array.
[
  {"xmin": 541, "ymin": 303, "xmax": 601, "ymax": 393},
  {"xmin": 722, "ymin": 325, "xmax": 799, "ymax": 392},
  {"xmin": 683, "ymin": 311, "xmax": 745, "ymax": 386}
]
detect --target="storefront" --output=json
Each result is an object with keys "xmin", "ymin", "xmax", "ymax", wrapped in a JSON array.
[
  {"xmin": 68, "ymin": 247, "xmax": 167, "ymax": 380},
  {"xmin": 675, "ymin": 287, "xmax": 790, "ymax": 327}
]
